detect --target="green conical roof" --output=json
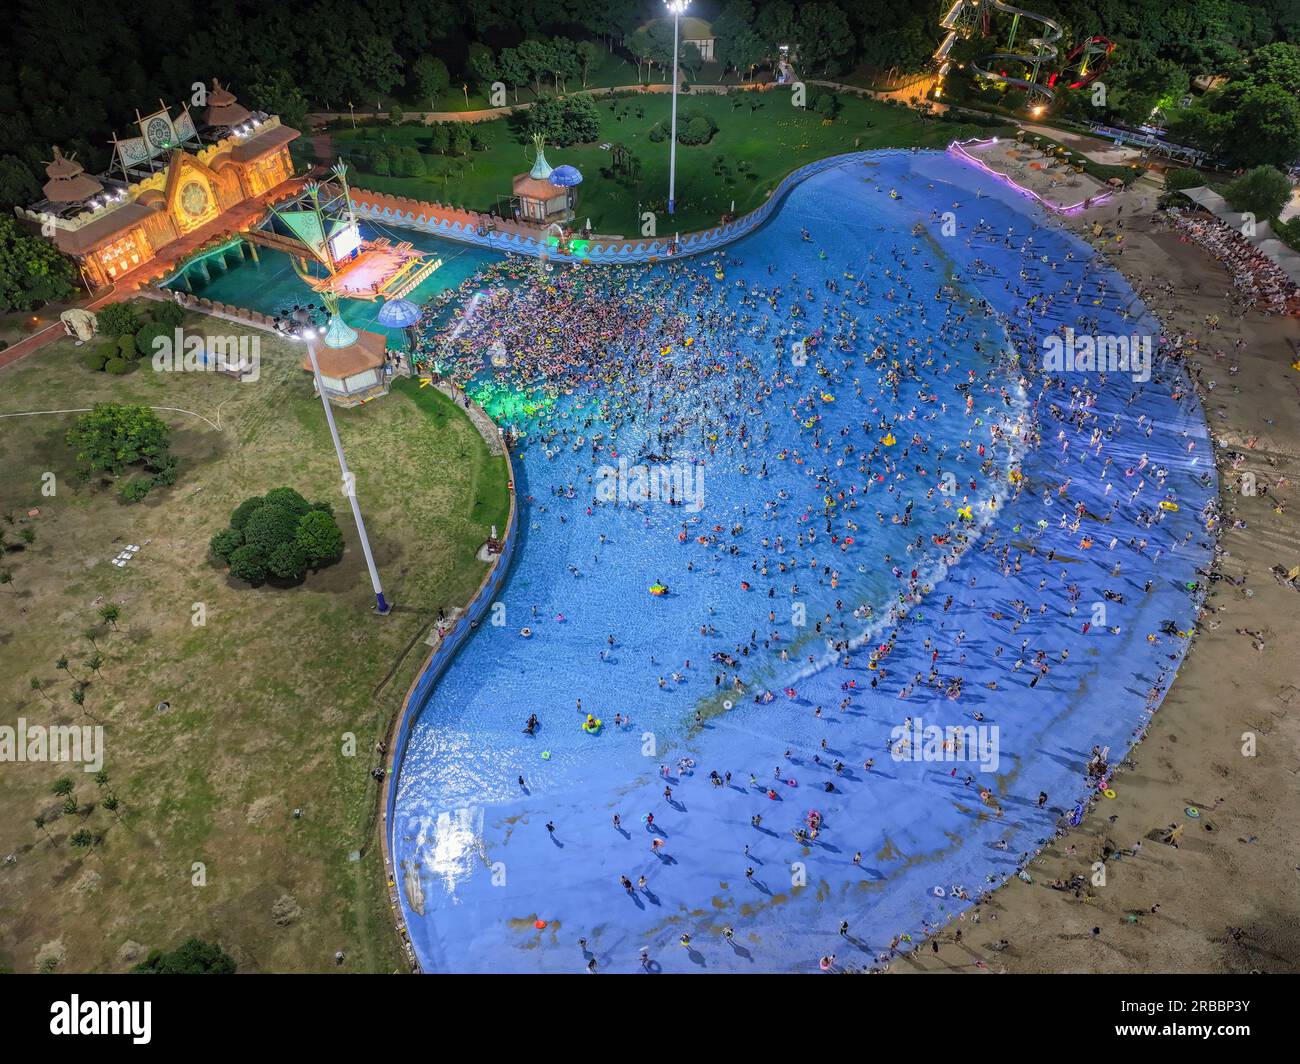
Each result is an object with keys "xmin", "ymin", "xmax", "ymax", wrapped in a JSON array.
[{"xmin": 322, "ymin": 314, "xmax": 359, "ymax": 349}]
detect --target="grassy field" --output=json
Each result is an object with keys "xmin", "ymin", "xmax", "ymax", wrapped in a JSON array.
[
  {"xmin": 331, "ymin": 90, "xmax": 998, "ymax": 234},
  {"xmin": 0, "ymin": 305, "xmax": 510, "ymax": 973}
]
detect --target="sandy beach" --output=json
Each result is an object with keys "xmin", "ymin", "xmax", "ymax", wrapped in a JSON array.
[{"xmin": 900, "ymin": 167, "xmax": 1300, "ymax": 974}]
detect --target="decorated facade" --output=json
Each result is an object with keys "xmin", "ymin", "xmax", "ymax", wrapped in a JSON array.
[{"xmin": 15, "ymin": 82, "xmax": 299, "ymax": 289}]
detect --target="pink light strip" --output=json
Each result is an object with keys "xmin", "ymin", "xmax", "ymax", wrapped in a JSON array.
[{"xmin": 946, "ymin": 138, "xmax": 1116, "ymax": 216}]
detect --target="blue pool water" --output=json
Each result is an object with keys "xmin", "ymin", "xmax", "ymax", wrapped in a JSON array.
[
  {"xmin": 385, "ymin": 151, "xmax": 1215, "ymax": 973},
  {"xmin": 165, "ymin": 226, "xmax": 497, "ymax": 344}
]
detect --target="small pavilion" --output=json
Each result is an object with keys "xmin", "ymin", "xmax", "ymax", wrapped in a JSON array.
[
  {"xmin": 302, "ymin": 312, "xmax": 391, "ymax": 406},
  {"xmin": 512, "ymin": 138, "xmax": 571, "ymax": 224}
]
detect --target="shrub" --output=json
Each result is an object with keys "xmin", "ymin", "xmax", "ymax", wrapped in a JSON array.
[
  {"xmin": 135, "ymin": 322, "xmax": 174, "ymax": 359},
  {"xmin": 1165, "ymin": 167, "xmax": 1204, "ymax": 192},
  {"xmin": 296, "ymin": 508, "xmax": 345, "ymax": 568},
  {"xmin": 118, "ymin": 479, "xmax": 152, "ymax": 503},
  {"xmin": 152, "ymin": 301, "xmax": 185, "ymax": 329},
  {"xmin": 83, "ymin": 348, "xmax": 110, "ymax": 372},
  {"xmin": 209, "ymin": 527, "xmax": 243, "ymax": 561},
  {"xmin": 97, "ymin": 303, "xmax": 141, "ymax": 338},
  {"xmin": 242, "ymin": 504, "xmax": 300, "ymax": 554},
  {"xmin": 262, "ymin": 487, "xmax": 311, "ymax": 516},
  {"xmin": 104, "ymin": 357, "xmax": 130, "ymax": 375},
  {"xmin": 215, "ymin": 490, "xmax": 344, "ymax": 586},
  {"xmin": 132, "ymin": 938, "xmax": 236, "ymax": 975},
  {"xmin": 267, "ymin": 540, "xmax": 309, "ymax": 581},
  {"xmin": 229, "ymin": 496, "xmax": 264, "ymax": 531},
  {"xmin": 117, "ymin": 334, "xmax": 138, "ymax": 360},
  {"xmin": 227, "ymin": 545, "xmax": 268, "ymax": 587}
]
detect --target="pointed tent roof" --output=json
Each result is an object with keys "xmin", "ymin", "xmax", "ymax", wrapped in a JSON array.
[
  {"xmin": 206, "ymin": 80, "xmax": 252, "ymax": 128},
  {"xmin": 530, "ymin": 146, "xmax": 553, "ymax": 181},
  {"xmin": 322, "ymin": 313, "xmax": 359, "ymax": 349},
  {"xmin": 43, "ymin": 146, "xmax": 103, "ymax": 203}
]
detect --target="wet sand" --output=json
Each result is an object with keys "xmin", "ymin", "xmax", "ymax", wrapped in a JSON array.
[{"xmin": 901, "ymin": 176, "xmax": 1300, "ymax": 974}]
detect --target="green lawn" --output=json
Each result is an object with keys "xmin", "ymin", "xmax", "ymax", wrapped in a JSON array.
[
  {"xmin": 332, "ymin": 90, "xmax": 996, "ymax": 234},
  {"xmin": 0, "ymin": 305, "xmax": 509, "ymax": 973}
]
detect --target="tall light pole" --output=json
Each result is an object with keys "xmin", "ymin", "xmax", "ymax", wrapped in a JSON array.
[
  {"xmin": 665, "ymin": 0, "xmax": 689, "ymax": 215},
  {"xmin": 294, "ymin": 316, "xmax": 392, "ymax": 615}
]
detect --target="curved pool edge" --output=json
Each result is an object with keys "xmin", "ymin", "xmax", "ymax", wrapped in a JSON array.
[
  {"xmin": 377, "ymin": 385, "xmax": 518, "ymax": 973},
  {"xmin": 350, "ymin": 148, "xmax": 926, "ymax": 265}
]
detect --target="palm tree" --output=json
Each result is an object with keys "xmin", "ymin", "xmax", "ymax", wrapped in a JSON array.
[
  {"xmin": 70, "ymin": 685, "xmax": 86, "ymax": 709},
  {"xmin": 94, "ymin": 770, "xmax": 110, "ymax": 788},
  {"xmin": 30, "ymin": 677, "xmax": 55, "ymax": 704},
  {"xmin": 85, "ymin": 652, "xmax": 105, "ymax": 676},
  {"xmin": 0, "ymin": 568, "xmax": 13, "ymax": 591},
  {"xmin": 34, "ymin": 814, "xmax": 55, "ymax": 846},
  {"xmin": 103, "ymin": 795, "xmax": 121, "ymax": 817},
  {"xmin": 69, "ymin": 829, "xmax": 94, "ymax": 851},
  {"xmin": 52, "ymin": 777, "xmax": 75, "ymax": 797},
  {"xmin": 98, "ymin": 604, "xmax": 121, "ymax": 630},
  {"xmin": 62, "ymin": 796, "xmax": 79, "ymax": 816}
]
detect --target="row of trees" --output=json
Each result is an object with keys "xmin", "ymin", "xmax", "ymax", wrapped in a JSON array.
[{"xmin": 1, "ymin": 0, "xmax": 1296, "ymax": 216}]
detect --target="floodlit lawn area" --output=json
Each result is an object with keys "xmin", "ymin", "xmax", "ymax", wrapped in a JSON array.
[
  {"xmin": 333, "ymin": 90, "xmax": 999, "ymax": 234},
  {"xmin": 0, "ymin": 310, "xmax": 509, "ymax": 973}
]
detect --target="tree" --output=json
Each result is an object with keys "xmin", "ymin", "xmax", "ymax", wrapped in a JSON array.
[
  {"xmin": 515, "ymin": 40, "xmax": 553, "ymax": 96},
  {"xmin": 1227, "ymin": 83, "xmax": 1300, "ymax": 168},
  {"xmin": 246, "ymin": 69, "xmax": 309, "ymax": 134},
  {"xmin": 497, "ymin": 47, "xmax": 529, "ymax": 102},
  {"xmin": 1247, "ymin": 42, "xmax": 1300, "ymax": 97},
  {"xmin": 70, "ymin": 829, "xmax": 93, "ymax": 850},
  {"xmin": 576, "ymin": 40, "xmax": 601, "ymax": 88},
  {"xmin": 296, "ymin": 509, "xmax": 345, "ymax": 568},
  {"xmin": 1225, "ymin": 166, "xmax": 1293, "ymax": 221},
  {"xmin": 413, "ymin": 56, "xmax": 450, "ymax": 104},
  {"xmin": 467, "ymin": 43, "xmax": 498, "ymax": 90},
  {"xmin": 66, "ymin": 404, "xmax": 170, "ymax": 477},
  {"xmin": 793, "ymin": 2, "xmax": 853, "ymax": 76},
  {"xmin": 358, "ymin": 37, "xmax": 405, "ymax": 97},
  {"xmin": 0, "ymin": 217, "xmax": 78, "ymax": 312},
  {"xmin": 0, "ymin": 154, "xmax": 40, "ymax": 213},
  {"xmin": 132, "ymin": 938, "xmax": 236, "ymax": 974}
]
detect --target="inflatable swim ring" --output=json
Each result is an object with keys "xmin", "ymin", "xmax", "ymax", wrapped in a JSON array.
[
  {"xmin": 1103, "ymin": 788, "xmax": 1116, "ymax": 799},
  {"xmin": 520, "ymin": 627, "xmax": 532, "ymax": 638},
  {"xmin": 1185, "ymin": 806, "xmax": 1200, "ymax": 818},
  {"xmin": 1159, "ymin": 500, "xmax": 1180, "ymax": 512},
  {"xmin": 649, "ymin": 583, "xmax": 668, "ymax": 596}
]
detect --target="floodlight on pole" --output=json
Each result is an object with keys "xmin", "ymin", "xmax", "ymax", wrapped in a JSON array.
[
  {"xmin": 292, "ymin": 316, "xmax": 391, "ymax": 615},
  {"xmin": 665, "ymin": 0, "xmax": 689, "ymax": 215}
]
